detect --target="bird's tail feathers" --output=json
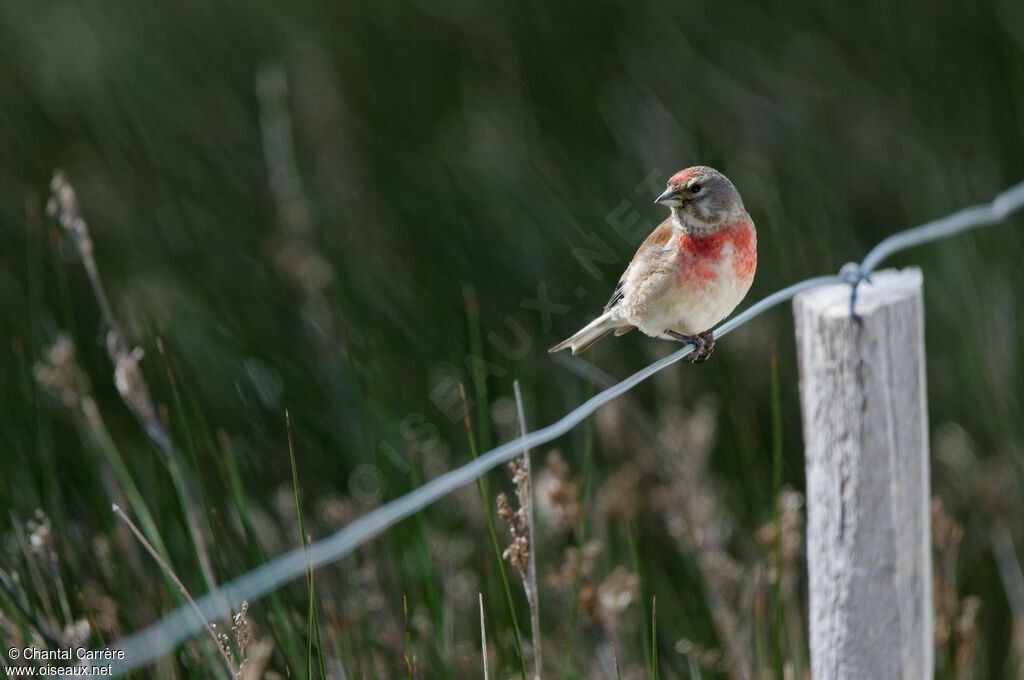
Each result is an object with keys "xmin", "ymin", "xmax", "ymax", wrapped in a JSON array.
[{"xmin": 548, "ymin": 314, "xmax": 629, "ymax": 355}]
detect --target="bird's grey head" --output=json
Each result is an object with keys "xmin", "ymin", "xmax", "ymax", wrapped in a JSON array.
[{"xmin": 655, "ymin": 166, "xmax": 745, "ymax": 232}]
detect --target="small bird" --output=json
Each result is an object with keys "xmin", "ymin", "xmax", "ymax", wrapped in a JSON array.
[{"xmin": 549, "ymin": 166, "xmax": 756, "ymax": 362}]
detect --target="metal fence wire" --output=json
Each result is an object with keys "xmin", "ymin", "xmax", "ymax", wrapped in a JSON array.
[{"xmin": 69, "ymin": 177, "xmax": 1024, "ymax": 677}]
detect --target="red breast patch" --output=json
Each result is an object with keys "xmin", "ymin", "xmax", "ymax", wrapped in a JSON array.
[{"xmin": 675, "ymin": 219, "xmax": 756, "ymax": 286}]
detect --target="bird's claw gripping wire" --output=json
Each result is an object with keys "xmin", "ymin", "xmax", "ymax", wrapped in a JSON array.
[
  {"xmin": 840, "ymin": 261, "xmax": 873, "ymax": 316},
  {"xmin": 666, "ymin": 329, "xmax": 716, "ymax": 363}
]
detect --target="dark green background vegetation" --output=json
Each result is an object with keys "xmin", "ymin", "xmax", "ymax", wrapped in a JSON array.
[{"xmin": 2, "ymin": 0, "xmax": 1024, "ymax": 677}]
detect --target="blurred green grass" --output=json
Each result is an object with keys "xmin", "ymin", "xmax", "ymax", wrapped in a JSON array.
[{"xmin": 2, "ymin": 0, "xmax": 1024, "ymax": 677}]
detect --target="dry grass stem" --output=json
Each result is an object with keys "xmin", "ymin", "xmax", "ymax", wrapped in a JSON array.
[
  {"xmin": 230, "ymin": 599, "xmax": 271, "ymax": 680},
  {"xmin": 238, "ymin": 638, "xmax": 273, "ymax": 680},
  {"xmin": 112, "ymin": 504, "xmax": 236, "ymax": 676},
  {"xmin": 479, "ymin": 594, "xmax": 489, "ymax": 680},
  {"xmin": 499, "ymin": 475, "xmax": 532, "ymax": 577},
  {"xmin": 47, "ymin": 171, "xmax": 218, "ymax": 595},
  {"xmin": 512, "ymin": 381, "xmax": 542, "ymax": 679},
  {"xmin": 48, "ymin": 172, "xmax": 168, "ymax": 455}
]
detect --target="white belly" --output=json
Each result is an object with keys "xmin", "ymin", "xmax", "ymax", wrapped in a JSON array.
[{"xmin": 624, "ymin": 241, "xmax": 754, "ymax": 338}]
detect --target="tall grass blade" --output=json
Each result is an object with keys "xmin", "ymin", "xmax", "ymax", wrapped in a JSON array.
[
  {"xmin": 459, "ymin": 384, "xmax": 528, "ymax": 680},
  {"xmin": 286, "ymin": 410, "xmax": 326, "ymax": 680}
]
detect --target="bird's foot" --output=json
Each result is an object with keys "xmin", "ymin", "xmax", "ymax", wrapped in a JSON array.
[{"xmin": 665, "ymin": 329, "xmax": 715, "ymax": 364}]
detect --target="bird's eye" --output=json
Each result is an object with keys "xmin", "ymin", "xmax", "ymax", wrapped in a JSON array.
[{"xmin": 690, "ymin": 183, "xmax": 702, "ymax": 194}]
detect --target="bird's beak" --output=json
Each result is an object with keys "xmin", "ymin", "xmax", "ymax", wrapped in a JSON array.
[{"xmin": 655, "ymin": 187, "xmax": 683, "ymax": 207}]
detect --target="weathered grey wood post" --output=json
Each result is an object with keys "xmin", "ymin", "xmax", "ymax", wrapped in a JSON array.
[{"xmin": 793, "ymin": 267, "xmax": 933, "ymax": 679}]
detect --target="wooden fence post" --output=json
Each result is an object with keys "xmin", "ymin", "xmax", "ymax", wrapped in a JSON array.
[{"xmin": 793, "ymin": 267, "xmax": 933, "ymax": 679}]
